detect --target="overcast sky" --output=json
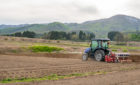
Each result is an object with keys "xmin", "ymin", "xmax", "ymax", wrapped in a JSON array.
[{"xmin": 0, "ymin": 0, "xmax": 139, "ymax": 24}]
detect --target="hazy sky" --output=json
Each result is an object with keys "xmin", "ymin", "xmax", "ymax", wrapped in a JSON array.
[{"xmin": 0, "ymin": 0, "xmax": 139, "ymax": 24}]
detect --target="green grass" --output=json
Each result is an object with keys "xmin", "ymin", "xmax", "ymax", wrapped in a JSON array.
[
  {"xmin": 29, "ymin": 45, "xmax": 64, "ymax": 52},
  {"xmin": 110, "ymin": 45, "xmax": 140, "ymax": 51},
  {"xmin": 0, "ymin": 71, "xmax": 106, "ymax": 84}
]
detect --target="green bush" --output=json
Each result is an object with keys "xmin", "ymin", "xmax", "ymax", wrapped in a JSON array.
[
  {"xmin": 112, "ymin": 49, "xmax": 117, "ymax": 52},
  {"xmin": 123, "ymin": 49, "xmax": 128, "ymax": 52},
  {"xmin": 29, "ymin": 45, "xmax": 63, "ymax": 52}
]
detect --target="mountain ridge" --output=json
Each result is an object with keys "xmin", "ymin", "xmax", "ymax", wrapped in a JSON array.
[{"xmin": 0, "ymin": 14, "xmax": 139, "ymax": 37}]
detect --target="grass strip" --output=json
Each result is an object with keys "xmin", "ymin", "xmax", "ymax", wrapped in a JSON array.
[
  {"xmin": 0, "ymin": 67, "xmax": 138, "ymax": 84},
  {"xmin": 29, "ymin": 45, "xmax": 64, "ymax": 52},
  {"xmin": 110, "ymin": 45, "xmax": 140, "ymax": 50},
  {"xmin": 0, "ymin": 71, "xmax": 106, "ymax": 84}
]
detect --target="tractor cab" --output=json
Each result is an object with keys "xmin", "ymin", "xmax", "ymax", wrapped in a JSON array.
[
  {"xmin": 91, "ymin": 38, "xmax": 110, "ymax": 51},
  {"xmin": 83, "ymin": 38, "xmax": 110, "ymax": 61}
]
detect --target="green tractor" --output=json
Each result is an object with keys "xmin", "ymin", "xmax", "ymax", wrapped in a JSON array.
[{"xmin": 82, "ymin": 39, "xmax": 110, "ymax": 61}]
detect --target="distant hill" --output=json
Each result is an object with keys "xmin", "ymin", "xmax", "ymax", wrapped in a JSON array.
[
  {"xmin": 0, "ymin": 24, "xmax": 28, "ymax": 29},
  {"xmin": 67, "ymin": 14, "xmax": 140, "ymax": 37},
  {"xmin": 0, "ymin": 14, "xmax": 140, "ymax": 37}
]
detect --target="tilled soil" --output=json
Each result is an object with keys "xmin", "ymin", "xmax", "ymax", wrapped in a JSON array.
[
  {"xmin": 0, "ymin": 55, "xmax": 140, "ymax": 81},
  {"xmin": 8, "ymin": 69, "xmax": 140, "ymax": 85}
]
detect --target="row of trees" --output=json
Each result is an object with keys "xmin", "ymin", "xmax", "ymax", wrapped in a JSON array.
[
  {"xmin": 42, "ymin": 31, "xmax": 95, "ymax": 41},
  {"xmin": 108, "ymin": 31, "xmax": 140, "ymax": 42},
  {"xmin": 4, "ymin": 30, "xmax": 140, "ymax": 41},
  {"xmin": 6, "ymin": 31, "xmax": 36, "ymax": 38}
]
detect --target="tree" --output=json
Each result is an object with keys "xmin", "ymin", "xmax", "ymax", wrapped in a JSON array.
[
  {"xmin": 88, "ymin": 32, "xmax": 95, "ymax": 40},
  {"xmin": 47, "ymin": 31, "xmax": 58, "ymax": 40},
  {"xmin": 71, "ymin": 34, "xmax": 78, "ymax": 40},
  {"xmin": 79, "ymin": 30, "xmax": 86, "ymax": 40},
  {"xmin": 66, "ymin": 33, "xmax": 71, "ymax": 40},
  {"xmin": 114, "ymin": 33, "xmax": 124, "ymax": 44},
  {"xmin": 14, "ymin": 32, "xmax": 22, "ymax": 37},
  {"xmin": 108, "ymin": 31, "xmax": 124, "ymax": 41},
  {"xmin": 22, "ymin": 31, "xmax": 36, "ymax": 38},
  {"xmin": 42, "ymin": 33, "xmax": 48, "ymax": 39},
  {"xmin": 131, "ymin": 32, "xmax": 140, "ymax": 41}
]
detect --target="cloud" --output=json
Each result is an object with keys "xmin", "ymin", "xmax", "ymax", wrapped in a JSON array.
[
  {"xmin": 78, "ymin": 6, "xmax": 98, "ymax": 14},
  {"xmin": 0, "ymin": 0, "xmax": 99, "ymax": 24},
  {"xmin": 71, "ymin": 3, "xmax": 99, "ymax": 15},
  {"xmin": 126, "ymin": 0, "xmax": 140, "ymax": 17},
  {"xmin": 0, "ymin": 0, "xmax": 139, "ymax": 24}
]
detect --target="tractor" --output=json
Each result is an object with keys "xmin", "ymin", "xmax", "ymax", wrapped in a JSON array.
[{"xmin": 82, "ymin": 38, "xmax": 130, "ymax": 62}]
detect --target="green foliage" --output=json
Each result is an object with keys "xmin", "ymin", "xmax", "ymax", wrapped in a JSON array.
[
  {"xmin": 111, "ymin": 49, "xmax": 117, "ymax": 52},
  {"xmin": 22, "ymin": 31, "xmax": 36, "ymax": 38},
  {"xmin": 42, "ymin": 31, "xmax": 95, "ymax": 41},
  {"xmin": 108, "ymin": 31, "xmax": 124, "ymax": 41},
  {"xmin": 131, "ymin": 32, "xmax": 140, "ymax": 41},
  {"xmin": 79, "ymin": 31, "xmax": 86, "ymax": 40},
  {"xmin": 123, "ymin": 49, "xmax": 128, "ymax": 52},
  {"xmin": 5, "ymin": 31, "xmax": 36, "ymax": 38},
  {"xmin": 14, "ymin": 32, "xmax": 22, "ymax": 37},
  {"xmin": 46, "ymin": 31, "xmax": 67, "ymax": 40},
  {"xmin": 29, "ymin": 45, "xmax": 63, "ymax": 52}
]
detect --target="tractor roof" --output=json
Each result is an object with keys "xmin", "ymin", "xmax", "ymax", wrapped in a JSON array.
[{"xmin": 92, "ymin": 38, "xmax": 110, "ymax": 41}]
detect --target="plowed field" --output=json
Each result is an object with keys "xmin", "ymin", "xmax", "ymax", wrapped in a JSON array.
[{"xmin": 0, "ymin": 54, "xmax": 140, "ymax": 81}]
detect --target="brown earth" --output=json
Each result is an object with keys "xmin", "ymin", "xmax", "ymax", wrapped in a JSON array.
[
  {"xmin": 129, "ymin": 53, "xmax": 140, "ymax": 62},
  {"xmin": 0, "ymin": 54, "xmax": 140, "ymax": 82}
]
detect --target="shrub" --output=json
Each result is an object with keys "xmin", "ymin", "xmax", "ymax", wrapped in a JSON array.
[
  {"xmin": 29, "ymin": 45, "xmax": 63, "ymax": 52},
  {"xmin": 112, "ymin": 49, "xmax": 117, "ymax": 52},
  {"xmin": 123, "ymin": 49, "xmax": 128, "ymax": 52}
]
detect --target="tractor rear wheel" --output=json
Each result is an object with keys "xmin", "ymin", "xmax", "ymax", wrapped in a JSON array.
[{"xmin": 94, "ymin": 50, "xmax": 105, "ymax": 61}]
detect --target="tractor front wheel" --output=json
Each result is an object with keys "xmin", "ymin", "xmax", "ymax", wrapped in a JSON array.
[
  {"xmin": 94, "ymin": 50, "xmax": 105, "ymax": 61},
  {"xmin": 82, "ymin": 53, "xmax": 88, "ymax": 61}
]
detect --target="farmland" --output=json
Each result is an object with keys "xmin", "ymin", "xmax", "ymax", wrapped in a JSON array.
[{"xmin": 0, "ymin": 36, "xmax": 140, "ymax": 85}]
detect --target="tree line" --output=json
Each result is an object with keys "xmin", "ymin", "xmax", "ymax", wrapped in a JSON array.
[
  {"xmin": 3, "ymin": 30, "xmax": 140, "ymax": 41},
  {"xmin": 108, "ymin": 31, "xmax": 140, "ymax": 42},
  {"xmin": 5, "ymin": 31, "xmax": 36, "ymax": 38},
  {"xmin": 42, "ymin": 31, "xmax": 95, "ymax": 41}
]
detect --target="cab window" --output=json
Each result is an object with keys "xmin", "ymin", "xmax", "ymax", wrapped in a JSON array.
[
  {"xmin": 91, "ymin": 41, "xmax": 98, "ymax": 48},
  {"xmin": 102, "ymin": 41, "xmax": 108, "ymax": 48}
]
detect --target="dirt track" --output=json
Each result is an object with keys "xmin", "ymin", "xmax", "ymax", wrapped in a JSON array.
[{"xmin": 0, "ymin": 54, "xmax": 140, "ymax": 81}]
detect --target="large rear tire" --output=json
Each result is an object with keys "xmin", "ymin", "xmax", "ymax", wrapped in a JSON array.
[
  {"xmin": 94, "ymin": 50, "xmax": 105, "ymax": 61},
  {"xmin": 82, "ymin": 53, "xmax": 88, "ymax": 61}
]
